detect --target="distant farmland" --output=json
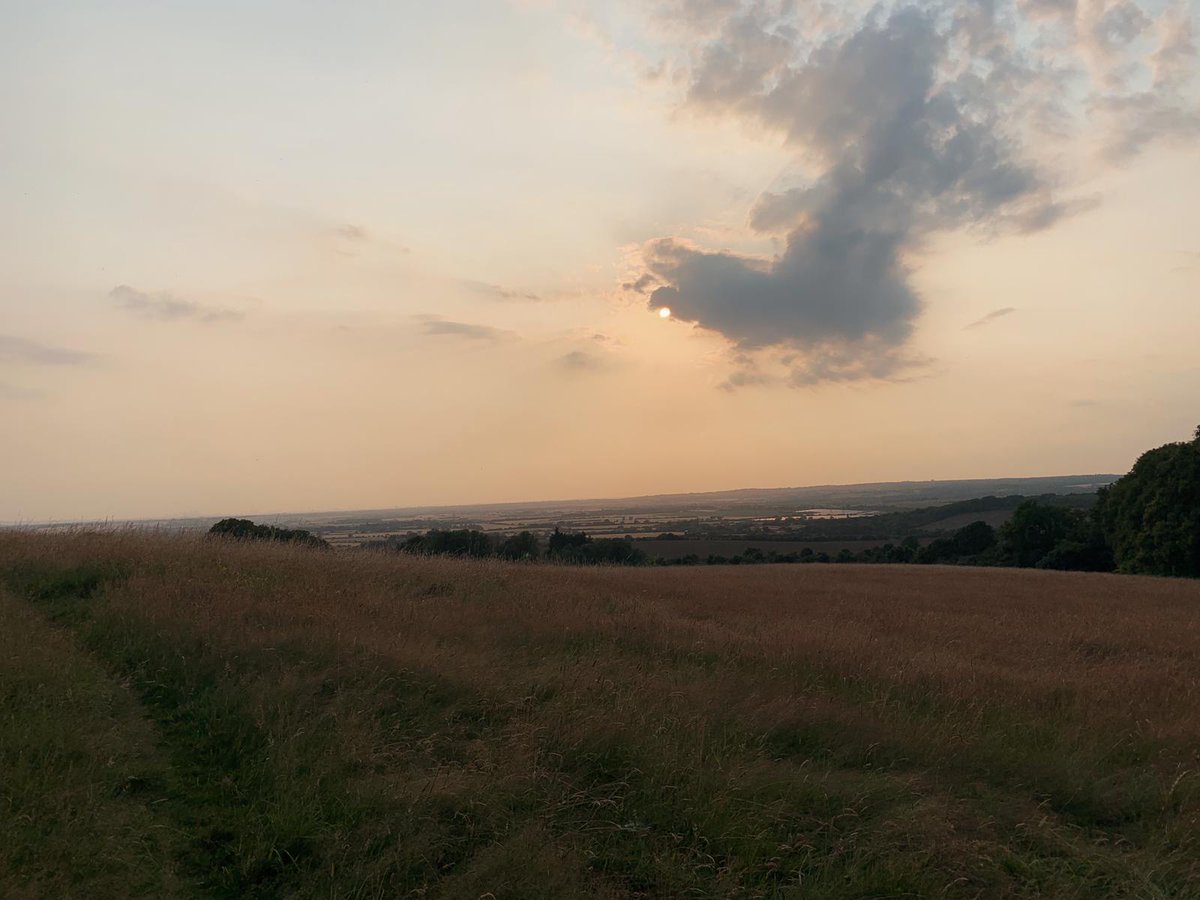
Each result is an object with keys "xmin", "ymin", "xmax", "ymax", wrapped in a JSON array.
[
  {"xmin": 635, "ymin": 538, "xmax": 897, "ymax": 559},
  {"xmin": 3, "ymin": 531, "xmax": 1198, "ymax": 897}
]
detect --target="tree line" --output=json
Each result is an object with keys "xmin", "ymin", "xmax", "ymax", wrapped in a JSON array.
[
  {"xmin": 363, "ymin": 528, "xmax": 647, "ymax": 566},
  {"xmin": 659, "ymin": 425, "xmax": 1200, "ymax": 578},
  {"xmin": 210, "ymin": 425, "xmax": 1198, "ymax": 578}
]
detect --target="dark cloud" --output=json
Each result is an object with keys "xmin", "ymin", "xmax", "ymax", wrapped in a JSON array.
[
  {"xmin": 418, "ymin": 316, "xmax": 513, "ymax": 342},
  {"xmin": 109, "ymin": 285, "xmax": 243, "ymax": 324},
  {"xmin": 965, "ymin": 307, "xmax": 1018, "ymax": 329},
  {"xmin": 0, "ymin": 334, "xmax": 97, "ymax": 366},
  {"xmin": 642, "ymin": 232, "xmax": 918, "ymax": 351},
  {"xmin": 634, "ymin": 6, "xmax": 1064, "ymax": 383},
  {"xmin": 620, "ymin": 273, "xmax": 659, "ymax": 293},
  {"xmin": 627, "ymin": 0, "xmax": 1197, "ymax": 386}
]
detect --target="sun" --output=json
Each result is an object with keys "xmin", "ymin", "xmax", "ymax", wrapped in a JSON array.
[{"xmin": 658, "ymin": 306, "xmax": 672, "ymax": 319}]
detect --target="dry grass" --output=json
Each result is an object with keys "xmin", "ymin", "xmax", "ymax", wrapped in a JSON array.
[
  {"xmin": 1, "ymin": 529, "xmax": 1198, "ymax": 898},
  {"xmin": 0, "ymin": 580, "xmax": 181, "ymax": 898}
]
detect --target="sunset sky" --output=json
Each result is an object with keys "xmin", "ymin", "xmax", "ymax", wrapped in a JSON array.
[{"xmin": 3, "ymin": 0, "xmax": 1199, "ymax": 522}]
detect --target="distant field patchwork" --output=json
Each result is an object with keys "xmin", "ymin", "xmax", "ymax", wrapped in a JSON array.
[{"xmin": 635, "ymin": 538, "xmax": 898, "ymax": 559}]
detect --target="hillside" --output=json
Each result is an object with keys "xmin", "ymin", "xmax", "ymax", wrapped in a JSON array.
[{"xmin": 3, "ymin": 531, "xmax": 1199, "ymax": 898}]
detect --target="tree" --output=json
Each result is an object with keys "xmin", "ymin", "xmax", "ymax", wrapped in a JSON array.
[
  {"xmin": 547, "ymin": 528, "xmax": 589, "ymax": 559},
  {"xmin": 952, "ymin": 521, "xmax": 997, "ymax": 557},
  {"xmin": 998, "ymin": 501, "xmax": 1077, "ymax": 568},
  {"xmin": 916, "ymin": 521, "xmax": 997, "ymax": 565},
  {"xmin": 498, "ymin": 531, "xmax": 540, "ymax": 561},
  {"xmin": 1096, "ymin": 427, "xmax": 1200, "ymax": 577},
  {"xmin": 416, "ymin": 529, "xmax": 494, "ymax": 558}
]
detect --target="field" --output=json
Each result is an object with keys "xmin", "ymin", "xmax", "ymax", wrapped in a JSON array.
[
  {"xmin": 2, "ymin": 531, "xmax": 1198, "ymax": 898},
  {"xmin": 634, "ymin": 539, "xmax": 896, "ymax": 560}
]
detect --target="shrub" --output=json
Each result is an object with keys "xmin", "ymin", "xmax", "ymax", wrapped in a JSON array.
[{"xmin": 207, "ymin": 518, "xmax": 327, "ymax": 549}]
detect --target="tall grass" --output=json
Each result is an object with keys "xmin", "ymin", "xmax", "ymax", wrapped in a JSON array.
[{"xmin": 1, "ymin": 529, "xmax": 1198, "ymax": 897}]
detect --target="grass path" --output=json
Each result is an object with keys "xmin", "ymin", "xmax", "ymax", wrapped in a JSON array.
[{"xmin": 0, "ymin": 588, "xmax": 182, "ymax": 898}]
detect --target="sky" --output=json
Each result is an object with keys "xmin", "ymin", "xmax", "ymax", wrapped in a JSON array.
[{"xmin": 2, "ymin": 0, "xmax": 1198, "ymax": 522}]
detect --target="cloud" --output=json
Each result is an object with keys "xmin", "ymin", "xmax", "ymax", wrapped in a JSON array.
[
  {"xmin": 965, "ymin": 307, "xmax": 1018, "ymax": 329},
  {"xmin": 1079, "ymin": 1, "xmax": 1200, "ymax": 156},
  {"xmin": 1152, "ymin": 5, "xmax": 1198, "ymax": 89},
  {"xmin": 613, "ymin": 0, "xmax": 1200, "ymax": 385},
  {"xmin": 417, "ymin": 316, "xmax": 514, "ymax": 342},
  {"xmin": 0, "ymin": 333, "xmax": 97, "ymax": 366},
  {"xmin": 460, "ymin": 280, "xmax": 543, "ymax": 302},
  {"xmin": 334, "ymin": 224, "xmax": 369, "ymax": 243},
  {"xmin": 555, "ymin": 349, "xmax": 610, "ymax": 372},
  {"xmin": 1093, "ymin": 92, "xmax": 1200, "ymax": 162},
  {"xmin": 329, "ymin": 223, "xmax": 410, "ymax": 257},
  {"xmin": 718, "ymin": 366, "xmax": 779, "ymax": 391},
  {"xmin": 0, "ymin": 380, "xmax": 42, "ymax": 400},
  {"xmin": 783, "ymin": 342, "xmax": 931, "ymax": 387},
  {"xmin": 1078, "ymin": 0, "xmax": 1152, "ymax": 79},
  {"xmin": 629, "ymin": 5, "xmax": 1069, "ymax": 383},
  {"xmin": 621, "ymin": 0, "xmax": 1198, "ymax": 386},
  {"xmin": 1018, "ymin": 0, "xmax": 1076, "ymax": 21},
  {"xmin": 1174, "ymin": 249, "xmax": 1200, "ymax": 272},
  {"xmin": 109, "ymin": 285, "xmax": 244, "ymax": 324},
  {"xmin": 640, "ymin": 233, "xmax": 918, "ymax": 351},
  {"xmin": 716, "ymin": 341, "xmax": 930, "ymax": 390}
]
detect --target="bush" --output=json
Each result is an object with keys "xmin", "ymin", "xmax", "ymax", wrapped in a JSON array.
[{"xmin": 208, "ymin": 518, "xmax": 327, "ymax": 549}]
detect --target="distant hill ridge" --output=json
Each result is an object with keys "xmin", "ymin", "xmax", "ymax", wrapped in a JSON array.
[
  {"xmin": 252, "ymin": 474, "xmax": 1121, "ymax": 524},
  {"xmin": 7, "ymin": 474, "xmax": 1120, "ymax": 530}
]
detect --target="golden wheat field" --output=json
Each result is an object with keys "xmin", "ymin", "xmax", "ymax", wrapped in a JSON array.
[{"xmin": 2, "ymin": 530, "xmax": 1198, "ymax": 898}]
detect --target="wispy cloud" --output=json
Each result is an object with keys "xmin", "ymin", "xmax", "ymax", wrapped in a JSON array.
[
  {"xmin": 0, "ymin": 380, "xmax": 44, "ymax": 400},
  {"xmin": 555, "ymin": 349, "xmax": 608, "ymax": 372},
  {"xmin": 461, "ymin": 280, "xmax": 543, "ymax": 302},
  {"xmin": 965, "ymin": 307, "xmax": 1018, "ymax": 329},
  {"xmin": 109, "ymin": 285, "xmax": 244, "ymax": 324},
  {"xmin": 330, "ymin": 223, "xmax": 409, "ymax": 256},
  {"xmin": 334, "ymin": 223, "xmax": 369, "ymax": 243},
  {"xmin": 0, "ymin": 333, "xmax": 97, "ymax": 366},
  {"xmin": 417, "ymin": 316, "xmax": 514, "ymax": 342},
  {"xmin": 718, "ymin": 367, "xmax": 779, "ymax": 392},
  {"xmin": 1174, "ymin": 249, "xmax": 1200, "ymax": 271}
]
